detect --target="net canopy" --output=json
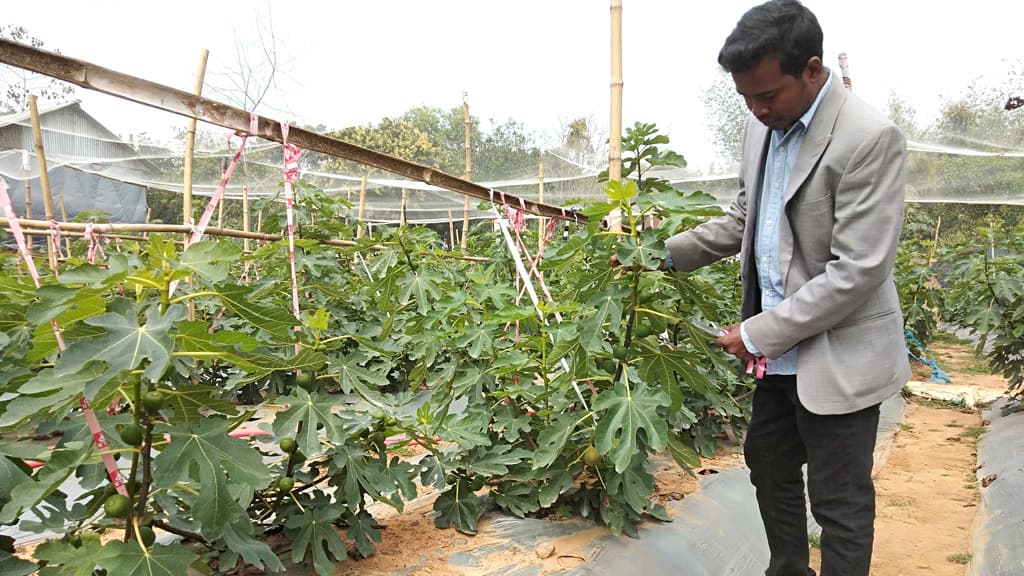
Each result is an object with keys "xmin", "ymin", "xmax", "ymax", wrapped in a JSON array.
[{"xmin": 2, "ymin": 0, "xmax": 1024, "ymax": 229}]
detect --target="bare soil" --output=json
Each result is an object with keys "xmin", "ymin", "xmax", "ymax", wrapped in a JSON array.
[
  {"xmin": 345, "ymin": 339, "xmax": 999, "ymax": 576},
  {"xmin": 809, "ymin": 340, "xmax": 1006, "ymax": 575}
]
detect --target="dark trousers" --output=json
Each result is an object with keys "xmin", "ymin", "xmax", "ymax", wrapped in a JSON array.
[{"xmin": 744, "ymin": 375, "xmax": 880, "ymax": 576}]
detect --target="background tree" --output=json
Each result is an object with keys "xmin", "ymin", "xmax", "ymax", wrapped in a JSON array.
[
  {"xmin": 0, "ymin": 25, "xmax": 75, "ymax": 112},
  {"xmin": 701, "ymin": 69, "xmax": 747, "ymax": 168}
]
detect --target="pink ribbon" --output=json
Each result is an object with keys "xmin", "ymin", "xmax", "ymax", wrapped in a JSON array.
[
  {"xmin": 281, "ymin": 124, "xmax": 303, "ymax": 354},
  {"xmin": 48, "ymin": 219, "xmax": 64, "ymax": 261},
  {"xmin": 0, "ymin": 179, "xmax": 126, "ymax": 495},
  {"xmin": 84, "ymin": 223, "xmax": 107, "ymax": 264},
  {"xmin": 746, "ymin": 356, "xmax": 767, "ymax": 379}
]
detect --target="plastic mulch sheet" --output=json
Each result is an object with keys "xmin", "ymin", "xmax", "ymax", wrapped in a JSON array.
[{"xmin": 967, "ymin": 397, "xmax": 1024, "ymax": 576}]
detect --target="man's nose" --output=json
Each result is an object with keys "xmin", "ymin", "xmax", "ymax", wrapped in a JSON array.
[{"xmin": 746, "ymin": 97, "xmax": 769, "ymax": 118}]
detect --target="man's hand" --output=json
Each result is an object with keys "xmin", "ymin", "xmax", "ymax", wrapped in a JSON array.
[
  {"xmin": 609, "ymin": 254, "xmax": 662, "ymax": 272},
  {"xmin": 714, "ymin": 323, "xmax": 755, "ymax": 363}
]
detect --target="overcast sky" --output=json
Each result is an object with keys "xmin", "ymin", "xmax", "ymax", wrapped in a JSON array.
[{"xmin": 3, "ymin": 1, "xmax": 1023, "ymax": 170}]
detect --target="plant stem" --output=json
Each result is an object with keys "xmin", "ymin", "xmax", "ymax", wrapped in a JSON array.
[
  {"xmin": 124, "ymin": 378, "xmax": 143, "ymax": 542},
  {"xmin": 151, "ymin": 519, "xmax": 208, "ymax": 545},
  {"xmin": 396, "ymin": 235, "xmax": 417, "ymax": 272}
]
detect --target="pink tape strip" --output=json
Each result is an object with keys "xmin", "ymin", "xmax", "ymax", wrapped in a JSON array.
[
  {"xmin": 746, "ymin": 356, "xmax": 767, "ymax": 379},
  {"xmin": 281, "ymin": 124, "xmax": 303, "ymax": 355},
  {"xmin": 0, "ymin": 180, "xmax": 126, "ymax": 495}
]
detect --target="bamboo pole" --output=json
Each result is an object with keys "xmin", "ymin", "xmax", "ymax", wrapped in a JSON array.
[
  {"xmin": 182, "ymin": 49, "xmax": 210, "ymax": 241},
  {"xmin": 0, "ymin": 217, "xmax": 492, "ymax": 262},
  {"xmin": 0, "ymin": 40, "xmax": 583, "ymax": 223},
  {"xmin": 21, "ymin": 150, "xmax": 32, "ymax": 248},
  {"xmin": 538, "ymin": 161, "xmax": 545, "ymax": 253},
  {"xmin": 448, "ymin": 209, "xmax": 454, "ymax": 251},
  {"xmin": 242, "ymin": 186, "xmax": 250, "ymax": 253},
  {"xmin": 400, "ymin": 188, "xmax": 408, "ymax": 227},
  {"xmin": 838, "ymin": 52, "xmax": 853, "ymax": 92},
  {"xmin": 927, "ymin": 215, "xmax": 942, "ymax": 267},
  {"xmin": 461, "ymin": 94, "xmax": 472, "ymax": 254},
  {"xmin": 216, "ymin": 195, "xmax": 224, "ymax": 228},
  {"xmin": 607, "ymin": 0, "xmax": 624, "ymax": 233},
  {"xmin": 58, "ymin": 193, "xmax": 71, "ymax": 252},
  {"xmin": 29, "ymin": 95, "xmax": 58, "ymax": 271},
  {"xmin": 356, "ymin": 175, "xmax": 367, "ymax": 238}
]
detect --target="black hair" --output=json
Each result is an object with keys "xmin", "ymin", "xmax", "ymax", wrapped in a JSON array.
[{"xmin": 718, "ymin": 0, "xmax": 823, "ymax": 76}]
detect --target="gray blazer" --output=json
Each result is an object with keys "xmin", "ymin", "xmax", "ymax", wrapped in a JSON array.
[{"xmin": 666, "ymin": 78, "xmax": 911, "ymax": 415}]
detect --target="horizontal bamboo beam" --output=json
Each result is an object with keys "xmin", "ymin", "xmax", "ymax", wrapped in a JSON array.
[
  {"xmin": 0, "ymin": 217, "xmax": 491, "ymax": 263},
  {"xmin": 0, "ymin": 39, "xmax": 586, "ymax": 224}
]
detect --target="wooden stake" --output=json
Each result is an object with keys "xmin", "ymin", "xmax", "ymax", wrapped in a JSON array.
[
  {"xmin": 58, "ymin": 193, "xmax": 71, "ymax": 252},
  {"xmin": 217, "ymin": 194, "xmax": 224, "ymax": 228},
  {"xmin": 356, "ymin": 175, "xmax": 367, "ymax": 238},
  {"xmin": 0, "ymin": 40, "xmax": 584, "ymax": 223},
  {"xmin": 838, "ymin": 53, "xmax": 853, "ymax": 92},
  {"xmin": 22, "ymin": 151, "xmax": 32, "ymax": 248},
  {"xmin": 538, "ymin": 161, "xmax": 545, "ymax": 253},
  {"xmin": 448, "ymin": 209, "xmax": 454, "ymax": 251},
  {"xmin": 462, "ymin": 94, "xmax": 472, "ymax": 254},
  {"xmin": 29, "ymin": 95, "xmax": 58, "ymax": 271},
  {"xmin": 182, "ymin": 48, "xmax": 210, "ymax": 241},
  {"xmin": 400, "ymin": 188, "xmax": 408, "ymax": 227},
  {"xmin": 256, "ymin": 209, "xmax": 263, "ymax": 233},
  {"xmin": 927, "ymin": 215, "xmax": 942, "ymax": 266},
  {"xmin": 608, "ymin": 0, "xmax": 624, "ymax": 233},
  {"xmin": 2, "ymin": 218, "xmax": 492, "ymax": 263},
  {"xmin": 242, "ymin": 186, "xmax": 250, "ymax": 253}
]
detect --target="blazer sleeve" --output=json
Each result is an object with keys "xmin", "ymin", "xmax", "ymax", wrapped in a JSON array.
[
  {"xmin": 664, "ymin": 189, "xmax": 746, "ymax": 272},
  {"xmin": 664, "ymin": 129, "xmax": 751, "ymax": 272},
  {"xmin": 743, "ymin": 123, "xmax": 907, "ymax": 358}
]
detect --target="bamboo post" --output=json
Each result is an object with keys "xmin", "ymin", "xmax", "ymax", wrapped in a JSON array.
[
  {"xmin": 448, "ymin": 209, "xmax": 454, "ymax": 251},
  {"xmin": 182, "ymin": 48, "xmax": 210, "ymax": 243},
  {"xmin": 256, "ymin": 209, "xmax": 263, "ymax": 233},
  {"xmin": 21, "ymin": 150, "xmax": 32, "ymax": 248},
  {"xmin": 217, "ymin": 194, "xmax": 225, "ymax": 228},
  {"xmin": 927, "ymin": 215, "xmax": 941, "ymax": 267},
  {"xmin": 607, "ymin": 0, "xmax": 624, "ymax": 233},
  {"xmin": 58, "ymin": 193, "xmax": 71, "ymax": 252},
  {"xmin": 461, "ymin": 94, "xmax": 472, "ymax": 254},
  {"xmin": 356, "ymin": 175, "xmax": 367, "ymax": 238},
  {"xmin": 838, "ymin": 53, "xmax": 853, "ymax": 91},
  {"xmin": 242, "ymin": 186, "xmax": 250, "ymax": 253},
  {"xmin": 400, "ymin": 188, "xmax": 408, "ymax": 227},
  {"xmin": 29, "ymin": 95, "xmax": 58, "ymax": 271},
  {"xmin": 538, "ymin": 161, "xmax": 545, "ymax": 253},
  {"xmin": 0, "ymin": 40, "xmax": 585, "ymax": 224}
]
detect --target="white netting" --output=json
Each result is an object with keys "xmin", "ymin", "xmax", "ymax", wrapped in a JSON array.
[{"xmin": 2, "ymin": 1, "xmax": 1024, "ymax": 228}]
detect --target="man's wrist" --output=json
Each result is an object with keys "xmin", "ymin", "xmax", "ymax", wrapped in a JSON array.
[
  {"xmin": 739, "ymin": 322, "xmax": 761, "ymax": 356},
  {"xmin": 661, "ymin": 253, "xmax": 675, "ymax": 271}
]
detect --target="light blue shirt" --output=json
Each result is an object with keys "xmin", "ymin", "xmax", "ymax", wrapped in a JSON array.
[{"xmin": 741, "ymin": 72, "xmax": 833, "ymax": 375}]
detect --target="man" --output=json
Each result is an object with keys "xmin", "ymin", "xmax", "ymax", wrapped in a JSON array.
[{"xmin": 664, "ymin": 1, "xmax": 910, "ymax": 574}]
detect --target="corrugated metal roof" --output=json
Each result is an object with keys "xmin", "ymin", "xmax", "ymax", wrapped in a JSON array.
[{"xmin": 0, "ymin": 100, "xmax": 81, "ymax": 128}]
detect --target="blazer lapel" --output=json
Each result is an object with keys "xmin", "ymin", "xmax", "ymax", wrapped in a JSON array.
[
  {"xmin": 740, "ymin": 118, "xmax": 770, "ymax": 320},
  {"xmin": 782, "ymin": 78, "xmax": 846, "ymax": 206},
  {"xmin": 743, "ymin": 119, "xmax": 770, "ymax": 246}
]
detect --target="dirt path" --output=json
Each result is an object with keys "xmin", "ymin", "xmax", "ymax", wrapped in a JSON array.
[
  {"xmin": 809, "ymin": 337, "xmax": 1007, "ymax": 576},
  {"xmin": 868, "ymin": 400, "xmax": 979, "ymax": 575}
]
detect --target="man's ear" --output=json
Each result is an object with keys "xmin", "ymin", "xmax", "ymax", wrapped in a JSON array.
[{"xmin": 804, "ymin": 56, "xmax": 824, "ymax": 82}]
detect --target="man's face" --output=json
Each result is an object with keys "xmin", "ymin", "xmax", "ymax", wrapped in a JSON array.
[{"xmin": 732, "ymin": 55, "xmax": 824, "ymax": 131}]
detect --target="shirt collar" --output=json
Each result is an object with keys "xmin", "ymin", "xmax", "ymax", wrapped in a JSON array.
[{"xmin": 777, "ymin": 69, "xmax": 833, "ymax": 138}]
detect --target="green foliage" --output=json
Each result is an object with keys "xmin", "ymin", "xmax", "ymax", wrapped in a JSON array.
[
  {"xmin": 895, "ymin": 235, "xmax": 944, "ymax": 350},
  {"xmin": 0, "ymin": 126, "xmax": 749, "ymax": 572},
  {"xmin": 940, "ymin": 222, "xmax": 1024, "ymax": 392}
]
